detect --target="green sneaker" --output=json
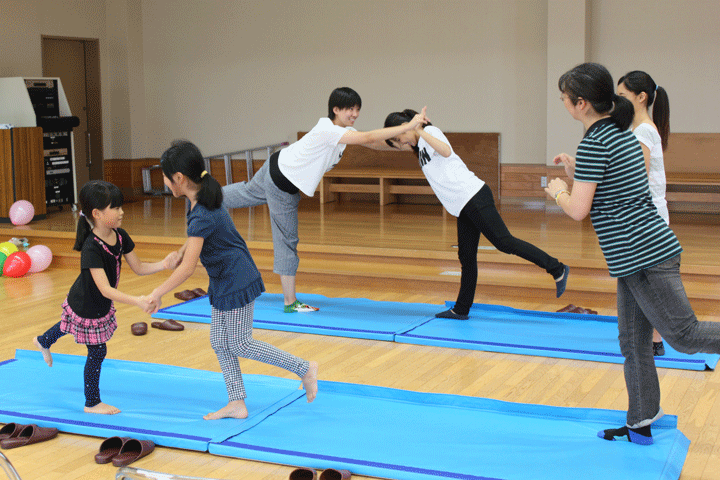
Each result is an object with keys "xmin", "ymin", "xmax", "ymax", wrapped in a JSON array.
[{"xmin": 284, "ymin": 300, "xmax": 319, "ymax": 313}]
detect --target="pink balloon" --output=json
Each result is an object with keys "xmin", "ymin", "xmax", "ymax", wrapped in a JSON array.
[
  {"xmin": 27, "ymin": 245, "xmax": 53, "ymax": 273},
  {"xmin": 9, "ymin": 200, "xmax": 35, "ymax": 226},
  {"xmin": 3, "ymin": 251, "xmax": 32, "ymax": 277}
]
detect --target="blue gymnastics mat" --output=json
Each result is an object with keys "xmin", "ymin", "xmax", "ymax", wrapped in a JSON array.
[
  {"xmin": 395, "ymin": 301, "xmax": 720, "ymax": 371},
  {"xmin": 153, "ymin": 293, "xmax": 437, "ymax": 341},
  {"xmin": 0, "ymin": 351, "xmax": 690, "ymax": 480},
  {"xmin": 153, "ymin": 293, "xmax": 720, "ymax": 371},
  {"xmin": 211, "ymin": 380, "xmax": 689, "ymax": 480},
  {"xmin": 0, "ymin": 350, "xmax": 305, "ymax": 451}
]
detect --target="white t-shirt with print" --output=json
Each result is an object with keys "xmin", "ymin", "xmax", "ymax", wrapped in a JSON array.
[
  {"xmin": 633, "ymin": 122, "xmax": 669, "ymax": 225},
  {"xmin": 418, "ymin": 126, "xmax": 485, "ymax": 216},
  {"xmin": 278, "ymin": 117, "xmax": 354, "ymax": 196}
]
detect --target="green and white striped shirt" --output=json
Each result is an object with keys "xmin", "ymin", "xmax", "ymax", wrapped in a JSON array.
[{"xmin": 573, "ymin": 119, "xmax": 682, "ymax": 277}]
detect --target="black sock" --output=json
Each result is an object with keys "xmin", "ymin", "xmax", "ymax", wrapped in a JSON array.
[
  {"xmin": 435, "ymin": 309, "xmax": 469, "ymax": 320},
  {"xmin": 598, "ymin": 425, "xmax": 653, "ymax": 445}
]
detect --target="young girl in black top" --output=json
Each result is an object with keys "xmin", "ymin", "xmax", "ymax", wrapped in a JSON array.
[{"xmin": 33, "ymin": 180, "xmax": 179, "ymax": 415}]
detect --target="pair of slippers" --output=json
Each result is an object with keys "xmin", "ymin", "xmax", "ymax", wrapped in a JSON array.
[
  {"xmin": 174, "ymin": 288, "xmax": 207, "ymax": 301},
  {"xmin": 131, "ymin": 319, "xmax": 184, "ymax": 335},
  {"xmin": 0, "ymin": 423, "xmax": 59, "ymax": 449},
  {"xmin": 95, "ymin": 436, "xmax": 155, "ymax": 467},
  {"xmin": 290, "ymin": 467, "xmax": 351, "ymax": 480},
  {"xmin": 557, "ymin": 304, "xmax": 598, "ymax": 315}
]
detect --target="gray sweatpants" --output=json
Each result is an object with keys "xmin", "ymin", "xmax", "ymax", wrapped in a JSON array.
[
  {"xmin": 617, "ymin": 254, "xmax": 720, "ymax": 427},
  {"xmin": 222, "ymin": 161, "xmax": 301, "ymax": 276}
]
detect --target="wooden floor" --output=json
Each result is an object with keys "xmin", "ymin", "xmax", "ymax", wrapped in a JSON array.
[{"xmin": 1, "ymin": 196, "xmax": 719, "ymax": 480}]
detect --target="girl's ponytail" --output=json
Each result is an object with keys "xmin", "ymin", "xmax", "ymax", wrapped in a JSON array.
[
  {"xmin": 610, "ymin": 93, "xmax": 634, "ymax": 132},
  {"xmin": 73, "ymin": 212, "xmax": 93, "ymax": 251},
  {"xmin": 196, "ymin": 170, "xmax": 223, "ymax": 210},
  {"xmin": 653, "ymin": 86, "xmax": 670, "ymax": 151}
]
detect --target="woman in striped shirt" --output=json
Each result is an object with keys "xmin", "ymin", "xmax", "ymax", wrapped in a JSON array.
[{"xmin": 545, "ymin": 62, "xmax": 720, "ymax": 446}]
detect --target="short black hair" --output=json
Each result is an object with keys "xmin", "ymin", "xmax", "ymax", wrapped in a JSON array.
[{"xmin": 328, "ymin": 87, "xmax": 361, "ymax": 119}]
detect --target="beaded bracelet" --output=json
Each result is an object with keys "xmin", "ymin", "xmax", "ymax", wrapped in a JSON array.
[{"xmin": 554, "ymin": 190, "xmax": 570, "ymax": 206}]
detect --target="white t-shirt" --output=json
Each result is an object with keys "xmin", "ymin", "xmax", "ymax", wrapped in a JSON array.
[
  {"xmin": 418, "ymin": 126, "xmax": 485, "ymax": 216},
  {"xmin": 278, "ymin": 117, "xmax": 354, "ymax": 196},
  {"xmin": 633, "ymin": 123, "xmax": 669, "ymax": 225}
]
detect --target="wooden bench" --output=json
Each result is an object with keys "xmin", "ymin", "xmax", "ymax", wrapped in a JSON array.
[
  {"xmin": 664, "ymin": 133, "xmax": 720, "ymax": 213},
  {"xmin": 299, "ymin": 132, "xmax": 500, "ymax": 206},
  {"xmin": 320, "ymin": 167, "xmax": 433, "ymax": 205},
  {"xmin": 665, "ymin": 173, "xmax": 720, "ymax": 206}
]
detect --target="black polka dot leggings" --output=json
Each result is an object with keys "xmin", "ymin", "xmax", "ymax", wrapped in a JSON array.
[{"xmin": 37, "ymin": 322, "xmax": 107, "ymax": 407}]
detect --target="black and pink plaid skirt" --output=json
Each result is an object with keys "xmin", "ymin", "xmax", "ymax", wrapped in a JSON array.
[{"xmin": 59, "ymin": 299, "xmax": 117, "ymax": 345}]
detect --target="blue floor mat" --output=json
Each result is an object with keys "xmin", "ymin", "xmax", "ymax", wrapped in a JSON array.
[
  {"xmin": 0, "ymin": 351, "xmax": 690, "ymax": 480},
  {"xmin": 154, "ymin": 293, "xmax": 436, "ymax": 341},
  {"xmin": 154, "ymin": 294, "xmax": 719, "ymax": 371},
  {"xmin": 211, "ymin": 380, "xmax": 689, "ymax": 480},
  {"xmin": 395, "ymin": 301, "xmax": 720, "ymax": 371},
  {"xmin": 0, "ymin": 350, "xmax": 305, "ymax": 450}
]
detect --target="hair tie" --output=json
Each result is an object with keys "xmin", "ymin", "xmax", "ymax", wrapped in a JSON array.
[
  {"xmin": 655, "ymin": 85, "xmax": 659, "ymax": 92},
  {"xmin": 200, "ymin": 170, "xmax": 208, "ymax": 178}
]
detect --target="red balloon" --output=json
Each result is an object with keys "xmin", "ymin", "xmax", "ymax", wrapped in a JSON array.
[{"xmin": 3, "ymin": 251, "xmax": 32, "ymax": 278}]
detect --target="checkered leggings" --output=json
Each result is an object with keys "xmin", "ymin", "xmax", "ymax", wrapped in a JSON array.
[{"xmin": 210, "ymin": 301, "xmax": 310, "ymax": 401}]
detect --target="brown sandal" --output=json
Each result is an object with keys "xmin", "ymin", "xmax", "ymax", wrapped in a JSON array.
[
  {"xmin": 151, "ymin": 320, "xmax": 184, "ymax": 331},
  {"xmin": 0, "ymin": 424, "xmax": 59, "ymax": 449},
  {"xmin": 111, "ymin": 439, "xmax": 155, "ymax": 467},
  {"xmin": 131, "ymin": 322, "xmax": 148, "ymax": 335},
  {"xmin": 174, "ymin": 290, "xmax": 195, "ymax": 301},
  {"xmin": 0, "ymin": 423, "xmax": 27, "ymax": 441},
  {"xmin": 289, "ymin": 468, "xmax": 318, "ymax": 480},
  {"xmin": 95, "ymin": 436, "xmax": 131, "ymax": 464}
]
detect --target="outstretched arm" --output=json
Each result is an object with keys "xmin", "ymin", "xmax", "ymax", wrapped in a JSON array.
[
  {"xmin": 90, "ymin": 268, "xmax": 153, "ymax": 313},
  {"xmin": 147, "ymin": 236, "xmax": 204, "ymax": 313},
  {"xmin": 123, "ymin": 250, "xmax": 180, "ymax": 276},
  {"xmin": 339, "ymin": 107, "xmax": 428, "ymax": 147}
]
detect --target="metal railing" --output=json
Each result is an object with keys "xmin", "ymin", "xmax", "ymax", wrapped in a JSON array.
[
  {"xmin": 116, "ymin": 466, "xmax": 221, "ymax": 480},
  {"xmin": 204, "ymin": 141, "xmax": 289, "ymax": 185},
  {"xmin": 0, "ymin": 452, "xmax": 22, "ymax": 480},
  {"xmin": 142, "ymin": 141, "xmax": 288, "ymax": 195}
]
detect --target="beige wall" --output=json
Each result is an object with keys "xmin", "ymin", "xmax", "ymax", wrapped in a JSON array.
[
  {"xmin": 2, "ymin": 0, "xmax": 719, "ymax": 165},
  {"xmin": 139, "ymin": 0, "xmax": 548, "ymax": 164},
  {"xmin": 589, "ymin": 0, "xmax": 720, "ymax": 133}
]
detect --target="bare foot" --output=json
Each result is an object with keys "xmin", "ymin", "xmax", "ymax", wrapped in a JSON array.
[
  {"xmin": 84, "ymin": 402, "xmax": 121, "ymax": 415},
  {"xmin": 204, "ymin": 400, "xmax": 248, "ymax": 420},
  {"xmin": 33, "ymin": 337, "xmax": 52, "ymax": 367},
  {"xmin": 301, "ymin": 361, "xmax": 318, "ymax": 403}
]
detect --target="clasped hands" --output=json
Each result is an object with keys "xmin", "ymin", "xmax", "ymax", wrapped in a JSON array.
[{"xmin": 137, "ymin": 295, "xmax": 162, "ymax": 315}]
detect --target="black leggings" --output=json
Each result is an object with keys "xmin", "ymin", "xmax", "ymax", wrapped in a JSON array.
[
  {"xmin": 37, "ymin": 322, "xmax": 108, "ymax": 408},
  {"xmin": 453, "ymin": 185, "xmax": 564, "ymax": 315}
]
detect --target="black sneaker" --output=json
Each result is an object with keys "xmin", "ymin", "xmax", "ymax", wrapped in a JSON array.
[{"xmin": 653, "ymin": 341, "xmax": 665, "ymax": 356}]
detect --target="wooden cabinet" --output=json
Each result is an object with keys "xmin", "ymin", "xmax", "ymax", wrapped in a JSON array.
[{"xmin": 0, "ymin": 127, "xmax": 46, "ymax": 222}]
